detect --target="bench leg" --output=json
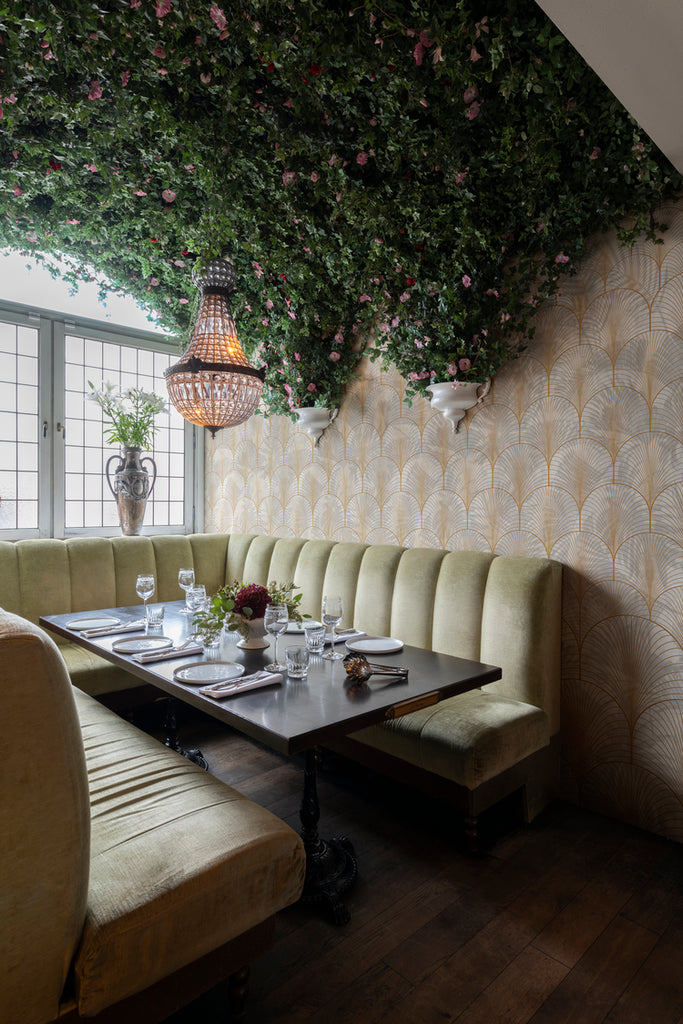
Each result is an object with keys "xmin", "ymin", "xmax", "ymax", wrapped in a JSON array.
[{"xmin": 228, "ymin": 965, "xmax": 250, "ymax": 1022}]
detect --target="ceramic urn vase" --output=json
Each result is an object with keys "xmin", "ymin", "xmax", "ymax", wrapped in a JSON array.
[
  {"xmin": 235, "ymin": 616, "xmax": 269, "ymax": 650},
  {"xmin": 105, "ymin": 446, "xmax": 157, "ymax": 536}
]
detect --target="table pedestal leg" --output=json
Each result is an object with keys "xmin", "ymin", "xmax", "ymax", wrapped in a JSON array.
[
  {"xmin": 164, "ymin": 697, "xmax": 209, "ymax": 771},
  {"xmin": 299, "ymin": 748, "xmax": 357, "ymax": 925}
]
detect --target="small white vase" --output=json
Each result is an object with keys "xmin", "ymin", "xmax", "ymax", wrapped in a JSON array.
[
  {"xmin": 294, "ymin": 406, "xmax": 337, "ymax": 445},
  {"xmin": 235, "ymin": 616, "xmax": 269, "ymax": 650},
  {"xmin": 426, "ymin": 380, "xmax": 490, "ymax": 432}
]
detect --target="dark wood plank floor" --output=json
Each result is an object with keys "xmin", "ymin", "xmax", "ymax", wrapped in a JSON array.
[{"xmin": 148, "ymin": 707, "xmax": 683, "ymax": 1024}]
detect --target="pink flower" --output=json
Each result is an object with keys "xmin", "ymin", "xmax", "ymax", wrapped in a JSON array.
[
  {"xmin": 150, "ymin": 277, "xmax": 159, "ymax": 286},
  {"xmin": 65, "ymin": 218, "xmax": 80, "ymax": 224},
  {"xmin": 486, "ymin": 288, "xmax": 499, "ymax": 297},
  {"xmin": 161, "ymin": 188, "xmax": 176, "ymax": 203},
  {"xmin": 88, "ymin": 80, "xmax": 102, "ymax": 100},
  {"xmin": 356, "ymin": 151, "xmax": 369, "ymax": 165},
  {"xmin": 329, "ymin": 351, "xmax": 340, "ymax": 362},
  {"xmin": 179, "ymin": 297, "xmax": 189, "ymax": 304},
  {"xmin": 121, "ymin": 70, "xmax": 131, "ymax": 86},
  {"xmin": 466, "ymin": 102, "xmax": 480, "ymax": 120},
  {"xmin": 153, "ymin": 44, "xmax": 166, "ymax": 58},
  {"xmin": 310, "ymin": 171, "xmax": 320, "ymax": 182},
  {"xmin": 555, "ymin": 253, "xmax": 570, "ymax": 264},
  {"xmin": 307, "ymin": 383, "xmax": 317, "ymax": 393},
  {"xmin": 462, "ymin": 274, "xmax": 472, "ymax": 288},
  {"xmin": 252, "ymin": 261, "xmax": 263, "ymax": 278},
  {"xmin": 200, "ymin": 73, "xmax": 211, "ymax": 84},
  {"xmin": 155, "ymin": 0, "xmax": 171, "ymax": 17},
  {"xmin": 134, "ymin": 189, "xmax": 147, "ymax": 196},
  {"xmin": 282, "ymin": 171, "xmax": 295, "ymax": 185},
  {"xmin": 294, "ymin": 352, "xmax": 300, "ymax": 361},
  {"xmin": 500, "ymin": 311, "xmax": 511, "ymax": 322},
  {"xmin": 334, "ymin": 331, "xmax": 344, "ymax": 344},
  {"xmin": 130, "ymin": 0, "xmax": 141, "ymax": 6},
  {"xmin": 399, "ymin": 291, "xmax": 410, "ymax": 303},
  {"xmin": 12, "ymin": 185, "xmax": 21, "ymax": 196},
  {"xmin": 448, "ymin": 362, "xmax": 458, "ymax": 376},
  {"xmin": 469, "ymin": 47, "xmax": 482, "ymax": 62},
  {"xmin": 463, "ymin": 85, "xmax": 478, "ymax": 104},
  {"xmin": 455, "ymin": 171, "xmax": 468, "ymax": 184},
  {"xmin": 85, "ymin": 163, "xmax": 98, "ymax": 173},
  {"xmin": 359, "ymin": 293, "xmax": 371, "ymax": 302},
  {"xmin": 287, "ymin": 310, "xmax": 296, "ymax": 320},
  {"xmin": 266, "ymin": 298, "xmax": 274, "ymax": 309},
  {"xmin": 459, "ymin": 358, "xmax": 471, "ymax": 372},
  {"xmin": 589, "ymin": 147, "xmax": 601, "ymax": 160},
  {"xmin": 210, "ymin": 4, "xmax": 227, "ymax": 30}
]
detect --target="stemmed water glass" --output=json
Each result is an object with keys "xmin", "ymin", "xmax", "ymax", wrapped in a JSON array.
[
  {"xmin": 322, "ymin": 594, "xmax": 344, "ymax": 660},
  {"xmin": 178, "ymin": 567, "xmax": 195, "ymax": 614},
  {"xmin": 264, "ymin": 603, "xmax": 288, "ymax": 671},
  {"xmin": 135, "ymin": 573, "xmax": 155, "ymax": 616}
]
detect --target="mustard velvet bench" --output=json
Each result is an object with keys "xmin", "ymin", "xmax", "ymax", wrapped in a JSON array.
[
  {"xmin": 0, "ymin": 609, "xmax": 305, "ymax": 1024},
  {"xmin": 0, "ymin": 533, "xmax": 562, "ymax": 849}
]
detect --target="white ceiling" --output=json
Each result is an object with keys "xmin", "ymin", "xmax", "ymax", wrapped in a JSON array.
[{"xmin": 535, "ymin": 0, "xmax": 683, "ymax": 173}]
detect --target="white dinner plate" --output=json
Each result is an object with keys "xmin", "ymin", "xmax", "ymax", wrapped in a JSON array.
[
  {"xmin": 345, "ymin": 636, "xmax": 404, "ymax": 655},
  {"xmin": 173, "ymin": 661, "xmax": 245, "ymax": 686},
  {"xmin": 112, "ymin": 636, "xmax": 174, "ymax": 654},
  {"xmin": 285, "ymin": 620, "xmax": 321, "ymax": 634},
  {"xmin": 67, "ymin": 616, "xmax": 120, "ymax": 631}
]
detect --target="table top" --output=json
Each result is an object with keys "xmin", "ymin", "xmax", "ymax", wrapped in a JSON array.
[{"xmin": 40, "ymin": 602, "xmax": 501, "ymax": 756}]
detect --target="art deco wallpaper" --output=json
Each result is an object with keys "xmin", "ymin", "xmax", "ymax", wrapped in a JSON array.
[{"xmin": 205, "ymin": 205, "xmax": 683, "ymax": 842}]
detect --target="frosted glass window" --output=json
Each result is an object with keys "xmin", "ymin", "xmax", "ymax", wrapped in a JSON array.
[{"xmin": 0, "ymin": 322, "xmax": 39, "ymax": 530}]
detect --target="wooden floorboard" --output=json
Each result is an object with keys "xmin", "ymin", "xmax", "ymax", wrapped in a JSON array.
[{"xmin": 148, "ymin": 707, "xmax": 683, "ymax": 1024}]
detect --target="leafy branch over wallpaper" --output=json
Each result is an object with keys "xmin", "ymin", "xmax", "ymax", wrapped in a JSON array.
[{"xmin": 1, "ymin": 0, "xmax": 681, "ymax": 417}]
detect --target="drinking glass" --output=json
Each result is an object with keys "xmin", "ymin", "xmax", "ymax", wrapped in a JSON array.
[
  {"xmin": 264, "ymin": 603, "xmax": 288, "ymax": 671},
  {"xmin": 186, "ymin": 584, "xmax": 207, "ymax": 616},
  {"xmin": 178, "ymin": 568, "xmax": 195, "ymax": 614},
  {"xmin": 321, "ymin": 594, "xmax": 344, "ymax": 660},
  {"xmin": 285, "ymin": 645, "xmax": 309, "ymax": 679},
  {"xmin": 135, "ymin": 573, "xmax": 155, "ymax": 614}
]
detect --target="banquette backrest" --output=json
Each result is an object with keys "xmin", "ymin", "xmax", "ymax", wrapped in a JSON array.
[{"xmin": 0, "ymin": 533, "xmax": 561, "ymax": 733}]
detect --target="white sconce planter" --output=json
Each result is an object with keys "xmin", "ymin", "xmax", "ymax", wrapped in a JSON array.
[
  {"xmin": 295, "ymin": 406, "xmax": 337, "ymax": 445},
  {"xmin": 426, "ymin": 380, "xmax": 490, "ymax": 432}
]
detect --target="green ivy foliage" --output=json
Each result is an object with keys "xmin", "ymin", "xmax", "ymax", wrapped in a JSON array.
[{"xmin": 1, "ymin": 0, "xmax": 681, "ymax": 415}]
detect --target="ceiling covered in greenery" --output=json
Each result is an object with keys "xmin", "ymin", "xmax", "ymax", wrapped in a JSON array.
[{"xmin": 1, "ymin": 0, "xmax": 681, "ymax": 414}]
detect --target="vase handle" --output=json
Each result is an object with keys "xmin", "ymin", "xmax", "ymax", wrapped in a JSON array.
[
  {"xmin": 140, "ymin": 455, "xmax": 157, "ymax": 497},
  {"xmin": 104, "ymin": 453, "xmax": 123, "ymax": 497}
]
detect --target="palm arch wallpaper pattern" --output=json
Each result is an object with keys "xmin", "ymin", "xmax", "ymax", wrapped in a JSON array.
[{"xmin": 206, "ymin": 204, "xmax": 683, "ymax": 843}]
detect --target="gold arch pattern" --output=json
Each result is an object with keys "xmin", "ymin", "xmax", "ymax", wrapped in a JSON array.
[{"xmin": 206, "ymin": 205, "xmax": 683, "ymax": 843}]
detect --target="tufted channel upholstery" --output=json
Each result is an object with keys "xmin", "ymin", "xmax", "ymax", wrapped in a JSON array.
[
  {"xmin": 0, "ymin": 608, "xmax": 305, "ymax": 1024},
  {"xmin": 0, "ymin": 533, "xmax": 562, "ymax": 840}
]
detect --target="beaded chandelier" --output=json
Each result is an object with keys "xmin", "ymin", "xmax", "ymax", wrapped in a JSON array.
[{"xmin": 164, "ymin": 253, "xmax": 264, "ymax": 437}]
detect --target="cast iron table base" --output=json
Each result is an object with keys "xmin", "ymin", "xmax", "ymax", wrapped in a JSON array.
[
  {"xmin": 164, "ymin": 696, "xmax": 209, "ymax": 771},
  {"xmin": 299, "ymin": 748, "xmax": 357, "ymax": 925}
]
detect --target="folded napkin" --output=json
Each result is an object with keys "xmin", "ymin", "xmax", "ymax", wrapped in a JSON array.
[
  {"xmin": 131, "ymin": 643, "xmax": 203, "ymax": 664},
  {"xmin": 327, "ymin": 629, "xmax": 366, "ymax": 645},
  {"xmin": 199, "ymin": 671, "xmax": 283, "ymax": 699},
  {"xmin": 81, "ymin": 620, "xmax": 146, "ymax": 639}
]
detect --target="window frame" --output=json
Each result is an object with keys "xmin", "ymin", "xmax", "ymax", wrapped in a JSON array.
[{"xmin": 0, "ymin": 298, "xmax": 203, "ymax": 540}]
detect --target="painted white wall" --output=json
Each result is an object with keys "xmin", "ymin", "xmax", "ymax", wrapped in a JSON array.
[{"xmin": 535, "ymin": 0, "xmax": 683, "ymax": 173}]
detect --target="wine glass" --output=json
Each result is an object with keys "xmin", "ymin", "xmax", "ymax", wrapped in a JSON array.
[
  {"xmin": 264, "ymin": 603, "xmax": 288, "ymax": 671},
  {"xmin": 178, "ymin": 567, "xmax": 195, "ymax": 614},
  {"xmin": 321, "ymin": 594, "xmax": 344, "ymax": 660},
  {"xmin": 135, "ymin": 573, "xmax": 155, "ymax": 616}
]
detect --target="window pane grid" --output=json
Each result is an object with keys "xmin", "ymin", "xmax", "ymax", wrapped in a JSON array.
[
  {"xmin": 0, "ymin": 322, "xmax": 39, "ymax": 530},
  {"xmin": 64, "ymin": 334, "xmax": 185, "ymax": 530}
]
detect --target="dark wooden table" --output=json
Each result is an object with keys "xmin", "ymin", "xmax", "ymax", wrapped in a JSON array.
[{"xmin": 41, "ymin": 601, "xmax": 501, "ymax": 924}]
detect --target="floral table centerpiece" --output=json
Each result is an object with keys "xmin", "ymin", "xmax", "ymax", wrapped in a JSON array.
[
  {"xmin": 192, "ymin": 579, "xmax": 307, "ymax": 650},
  {"xmin": 87, "ymin": 381, "xmax": 169, "ymax": 535}
]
